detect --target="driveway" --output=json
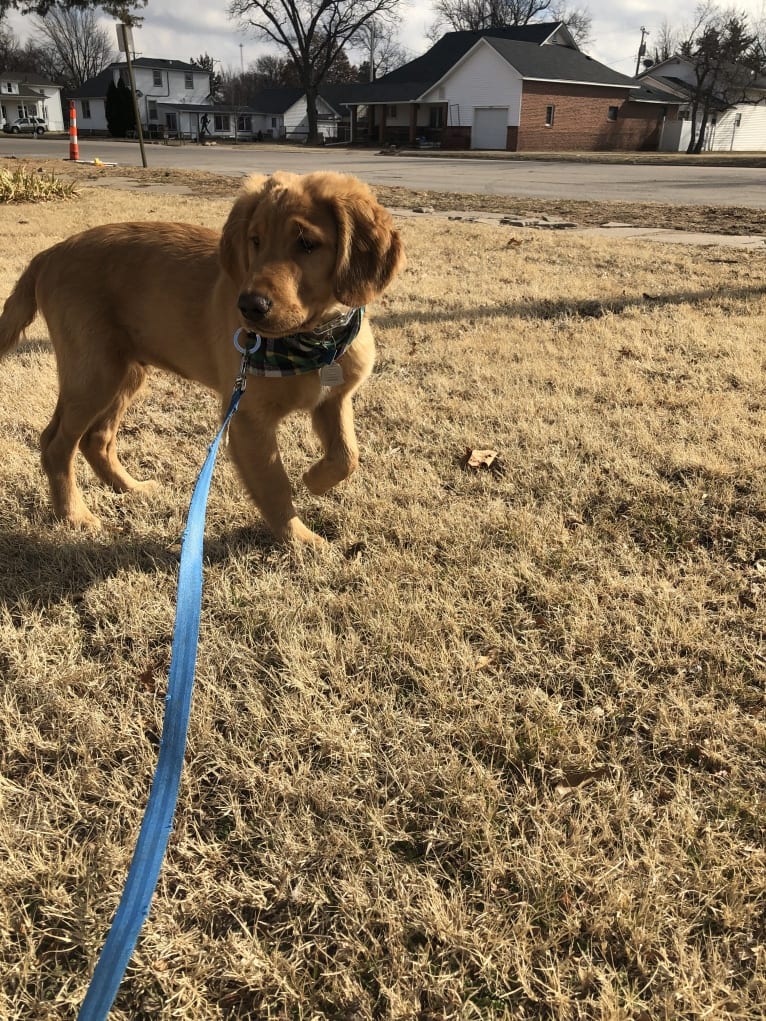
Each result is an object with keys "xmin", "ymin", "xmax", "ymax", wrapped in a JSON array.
[{"xmin": 3, "ymin": 136, "xmax": 766, "ymax": 208}]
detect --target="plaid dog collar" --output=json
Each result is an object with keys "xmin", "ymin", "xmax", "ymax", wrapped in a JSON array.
[{"xmin": 237, "ymin": 307, "xmax": 365, "ymax": 381}]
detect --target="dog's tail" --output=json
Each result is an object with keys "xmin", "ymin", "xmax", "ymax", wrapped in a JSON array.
[{"xmin": 0, "ymin": 253, "xmax": 42, "ymax": 359}]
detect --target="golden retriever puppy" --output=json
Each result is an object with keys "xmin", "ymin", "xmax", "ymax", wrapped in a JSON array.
[{"xmin": 0, "ymin": 171, "xmax": 404, "ymax": 545}]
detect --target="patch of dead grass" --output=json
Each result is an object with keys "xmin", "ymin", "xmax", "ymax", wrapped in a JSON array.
[{"xmin": 0, "ymin": 185, "xmax": 765, "ymax": 1020}]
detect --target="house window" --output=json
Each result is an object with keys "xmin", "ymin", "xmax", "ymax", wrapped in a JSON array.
[
  {"xmin": 607, "ymin": 105, "xmax": 619, "ymax": 121},
  {"xmin": 429, "ymin": 105, "xmax": 445, "ymax": 128},
  {"xmin": 81, "ymin": 100, "xmax": 91, "ymax": 119},
  {"xmin": 185, "ymin": 72, "xmax": 194, "ymax": 89},
  {"xmin": 153, "ymin": 69, "xmax": 162, "ymax": 87},
  {"xmin": 148, "ymin": 100, "xmax": 158, "ymax": 121},
  {"xmin": 271, "ymin": 117, "xmax": 277, "ymax": 128},
  {"xmin": 237, "ymin": 114, "xmax": 252, "ymax": 132},
  {"xmin": 5, "ymin": 82, "xmax": 13, "ymax": 93},
  {"xmin": 545, "ymin": 105, "xmax": 555, "ymax": 127},
  {"xmin": 386, "ymin": 105, "xmax": 397, "ymax": 118},
  {"xmin": 165, "ymin": 112, "xmax": 178, "ymax": 131},
  {"xmin": 214, "ymin": 114, "xmax": 230, "ymax": 132}
]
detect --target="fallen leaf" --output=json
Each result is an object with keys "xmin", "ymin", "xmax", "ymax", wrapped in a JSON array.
[{"xmin": 464, "ymin": 448, "xmax": 499, "ymax": 470}]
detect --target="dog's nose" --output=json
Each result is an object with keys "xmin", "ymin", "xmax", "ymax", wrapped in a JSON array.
[{"xmin": 238, "ymin": 292, "xmax": 272, "ymax": 320}]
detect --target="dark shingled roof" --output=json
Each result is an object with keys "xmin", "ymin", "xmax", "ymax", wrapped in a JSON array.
[{"xmin": 248, "ymin": 86, "xmax": 349, "ymax": 115}]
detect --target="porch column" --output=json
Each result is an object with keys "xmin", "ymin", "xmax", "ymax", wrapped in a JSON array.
[
  {"xmin": 379, "ymin": 104, "xmax": 387, "ymax": 144},
  {"xmin": 409, "ymin": 103, "xmax": 418, "ymax": 144}
]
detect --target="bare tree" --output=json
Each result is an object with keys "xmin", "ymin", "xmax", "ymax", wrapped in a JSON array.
[
  {"xmin": 649, "ymin": 17, "xmax": 682, "ymax": 64},
  {"xmin": 550, "ymin": 1, "xmax": 591, "ymax": 47},
  {"xmin": 228, "ymin": 0, "xmax": 405, "ymax": 142},
  {"xmin": 351, "ymin": 16, "xmax": 410, "ymax": 81},
  {"xmin": 678, "ymin": 2, "xmax": 764, "ymax": 152},
  {"xmin": 431, "ymin": 0, "xmax": 552, "ymax": 32},
  {"xmin": 31, "ymin": 7, "xmax": 115, "ymax": 88},
  {"xmin": 429, "ymin": 0, "xmax": 592, "ymax": 46}
]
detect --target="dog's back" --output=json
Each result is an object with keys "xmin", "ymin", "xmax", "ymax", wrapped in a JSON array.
[{"xmin": 0, "ymin": 222, "xmax": 225, "ymax": 382}]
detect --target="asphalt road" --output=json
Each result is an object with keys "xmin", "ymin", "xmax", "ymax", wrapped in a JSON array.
[{"xmin": 3, "ymin": 135, "xmax": 766, "ymax": 207}]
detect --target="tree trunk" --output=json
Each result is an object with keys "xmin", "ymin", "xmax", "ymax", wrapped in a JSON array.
[
  {"xmin": 304, "ymin": 85, "xmax": 322, "ymax": 145},
  {"xmin": 685, "ymin": 99, "xmax": 701, "ymax": 153}
]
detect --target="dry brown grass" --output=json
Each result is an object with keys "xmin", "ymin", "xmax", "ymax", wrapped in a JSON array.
[{"xmin": 0, "ymin": 175, "xmax": 765, "ymax": 1020}]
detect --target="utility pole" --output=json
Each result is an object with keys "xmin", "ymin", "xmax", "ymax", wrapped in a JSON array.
[
  {"xmin": 117, "ymin": 22, "xmax": 148, "ymax": 168},
  {"xmin": 369, "ymin": 21, "xmax": 376, "ymax": 82},
  {"xmin": 635, "ymin": 26, "xmax": 649, "ymax": 76}
]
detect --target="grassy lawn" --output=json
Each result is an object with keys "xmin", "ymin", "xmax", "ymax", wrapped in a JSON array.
[{"xmin": 0, "ymin": 165, "xmax": 764, "ymax": 1020}]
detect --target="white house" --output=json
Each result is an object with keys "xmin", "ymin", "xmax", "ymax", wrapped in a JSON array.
[
  {"xmin": 71, "ymin": 58, "xmax": 214, "ymax": 139},
  {"xmin": 0, "ymin": 72, "xmax": 65, "ymax": 131},
  {"xmin": 248, "ymin": 87, "xmax": 344, "ymax": 141},
  {"xmin": 638, "ymin": 56, "xmax": 766, "ymax": 152}
]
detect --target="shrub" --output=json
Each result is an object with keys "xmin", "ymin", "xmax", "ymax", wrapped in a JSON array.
[{"xmin": 0, "ymin": 166, "xmax": 77, "ymax": 202}]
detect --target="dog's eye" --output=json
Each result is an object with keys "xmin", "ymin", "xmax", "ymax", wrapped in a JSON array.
[
  {"xmin": 299, "ymin": 234, "xmax": 317, "ymax": 254},
  {"xmin": 251, "ymin": 236, "xmax": 260, "ymax": 249}
]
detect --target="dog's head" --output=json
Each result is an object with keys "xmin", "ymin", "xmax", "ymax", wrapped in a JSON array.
[{"xmin": 220, "ymin": 171, "xmax": 405, "ymax": 336}]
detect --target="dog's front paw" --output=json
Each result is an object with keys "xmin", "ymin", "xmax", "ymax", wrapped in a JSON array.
[
  {"xmin": 62, "ymin": 507, "xmax": 102, "ymax": 531},
  {"xmin": 275, "ymin": 515, "xmax": 328, "ymax": 547},
  {"xmin": 303, "ymin": 456, "xmax": 357, "ymax": 496}
]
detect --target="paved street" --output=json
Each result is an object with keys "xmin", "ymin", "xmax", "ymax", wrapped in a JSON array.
[{"xmin": 3, "ymin": 136, "xmax": 766, "ymax": 207}]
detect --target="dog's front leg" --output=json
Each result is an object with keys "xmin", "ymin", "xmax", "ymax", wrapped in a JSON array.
[
  {"xmin": 303, "ymin": 390, "xmax": 360, "ymax": 496},
  {"xmin": 227, "ymin": 407, "xmax": 323, "ymax": 546}
]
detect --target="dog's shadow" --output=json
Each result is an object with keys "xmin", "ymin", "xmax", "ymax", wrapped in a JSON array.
[{"xmin": 0, "ymin": 522, "xmax": 282, "ymax": 611}]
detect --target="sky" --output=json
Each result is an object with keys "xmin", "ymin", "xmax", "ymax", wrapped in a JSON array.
[{"xmin": 5, "ymin": 0, "xmax": 766, "ymax": 80}]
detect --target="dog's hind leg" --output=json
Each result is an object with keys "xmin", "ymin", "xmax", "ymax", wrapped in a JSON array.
[
  {"xmin": 79, "ymin": 362, "xmax": 155, "ymax": 494},
  {"xmin": 40, "ymin": 355, "xmax": 138, "ymax": 528}
]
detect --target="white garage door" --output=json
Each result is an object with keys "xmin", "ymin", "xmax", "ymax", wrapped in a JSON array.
[{"xmin": 472, "ymin": 107, "xmax": 508, "ymax": 150}]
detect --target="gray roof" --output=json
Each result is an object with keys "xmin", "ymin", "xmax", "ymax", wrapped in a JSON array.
[
  {"xmin": 0, "ymin": 70, "xmax": 60, "ymax": 89},
  {"xmin": 484, "ymin": 37, "xmax": 635, "ymax": 87},
  {"xmin": 248, "ymin": 86, "xmax": 347, "ymax": 115},
  {"xmin": 629, "ymin": 82, "xmax": 686, "ymax": 105}
]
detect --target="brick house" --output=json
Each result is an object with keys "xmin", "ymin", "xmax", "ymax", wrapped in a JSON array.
[{"xmin": 346, "ymin": 23, "xmax": 681, "ymax": 152}]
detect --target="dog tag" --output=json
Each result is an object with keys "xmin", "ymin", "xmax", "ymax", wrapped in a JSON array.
[{"xmin": 319, "ymin": 362, "xmax": 344, "ymax": 387}]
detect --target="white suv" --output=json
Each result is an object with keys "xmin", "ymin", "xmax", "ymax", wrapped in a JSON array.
[{"xmin": 3, "ymin": 116, "xmax": 47, "ymax": 135}]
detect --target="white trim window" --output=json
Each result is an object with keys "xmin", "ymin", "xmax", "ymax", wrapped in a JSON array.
[
  {"xmin": 184, "ymin": 72, "xmax": 193, "ymax": 89},
  {"xmin": 545, "ymin": 104, "xmax": 555, "ymax": 127}
]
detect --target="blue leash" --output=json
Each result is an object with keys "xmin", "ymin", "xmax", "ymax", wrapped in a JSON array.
[{"xmin": 77, "ymin": 365, "xmax": 248, "ymax": 1020}]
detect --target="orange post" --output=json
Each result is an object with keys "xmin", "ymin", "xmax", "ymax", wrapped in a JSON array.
[{"xmin": 68, "ymin": 100, "xmax": 79, "ymax": 161}]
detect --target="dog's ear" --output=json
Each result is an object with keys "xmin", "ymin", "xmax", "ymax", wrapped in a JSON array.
[
  {"xmin": 330, "ymin": 182, "xmax": 405, "ymax": 307},
  {"xmin": 219, "ymin": 174, "xmax": 269, "ymax": 281}
]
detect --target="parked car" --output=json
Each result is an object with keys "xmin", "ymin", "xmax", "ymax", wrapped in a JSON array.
[{"xmin": 3, "ymin": 116, "xmax": 47, "ymax": 135}]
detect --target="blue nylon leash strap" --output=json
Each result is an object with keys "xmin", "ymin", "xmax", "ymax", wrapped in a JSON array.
[{"xmin": 77, "ymin": 381, "xmax": 245, "ymax": 1021}]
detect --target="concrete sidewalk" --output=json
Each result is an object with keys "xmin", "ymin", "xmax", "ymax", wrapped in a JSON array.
[{"xmin": 393, "ymin": 207, "xmax": 766, "ymax": 249}]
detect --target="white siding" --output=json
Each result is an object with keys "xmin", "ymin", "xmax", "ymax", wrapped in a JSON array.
[
  {"xmin": 284, "ymin": 97, "xmax": 339, "ymax": 140},
  {"xmin": 75, "ymin": 98, "xmax": 107, "ymax": 133},
  {"xmin": 708, "ymin": 104, "xmax": 766, "ymax": 151},
  {"xmin": 421, "ymin": 38, "xmax": 523, "ymax": 128}
]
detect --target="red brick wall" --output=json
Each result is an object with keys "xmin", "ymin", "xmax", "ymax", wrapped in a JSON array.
[
  {"xmin": 442, "ymin": 126, "xmax": 471, "ymax": 149},
  {"xmin": 517, "ymin": 82, "xmax": 677, "ymax": 152}
]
